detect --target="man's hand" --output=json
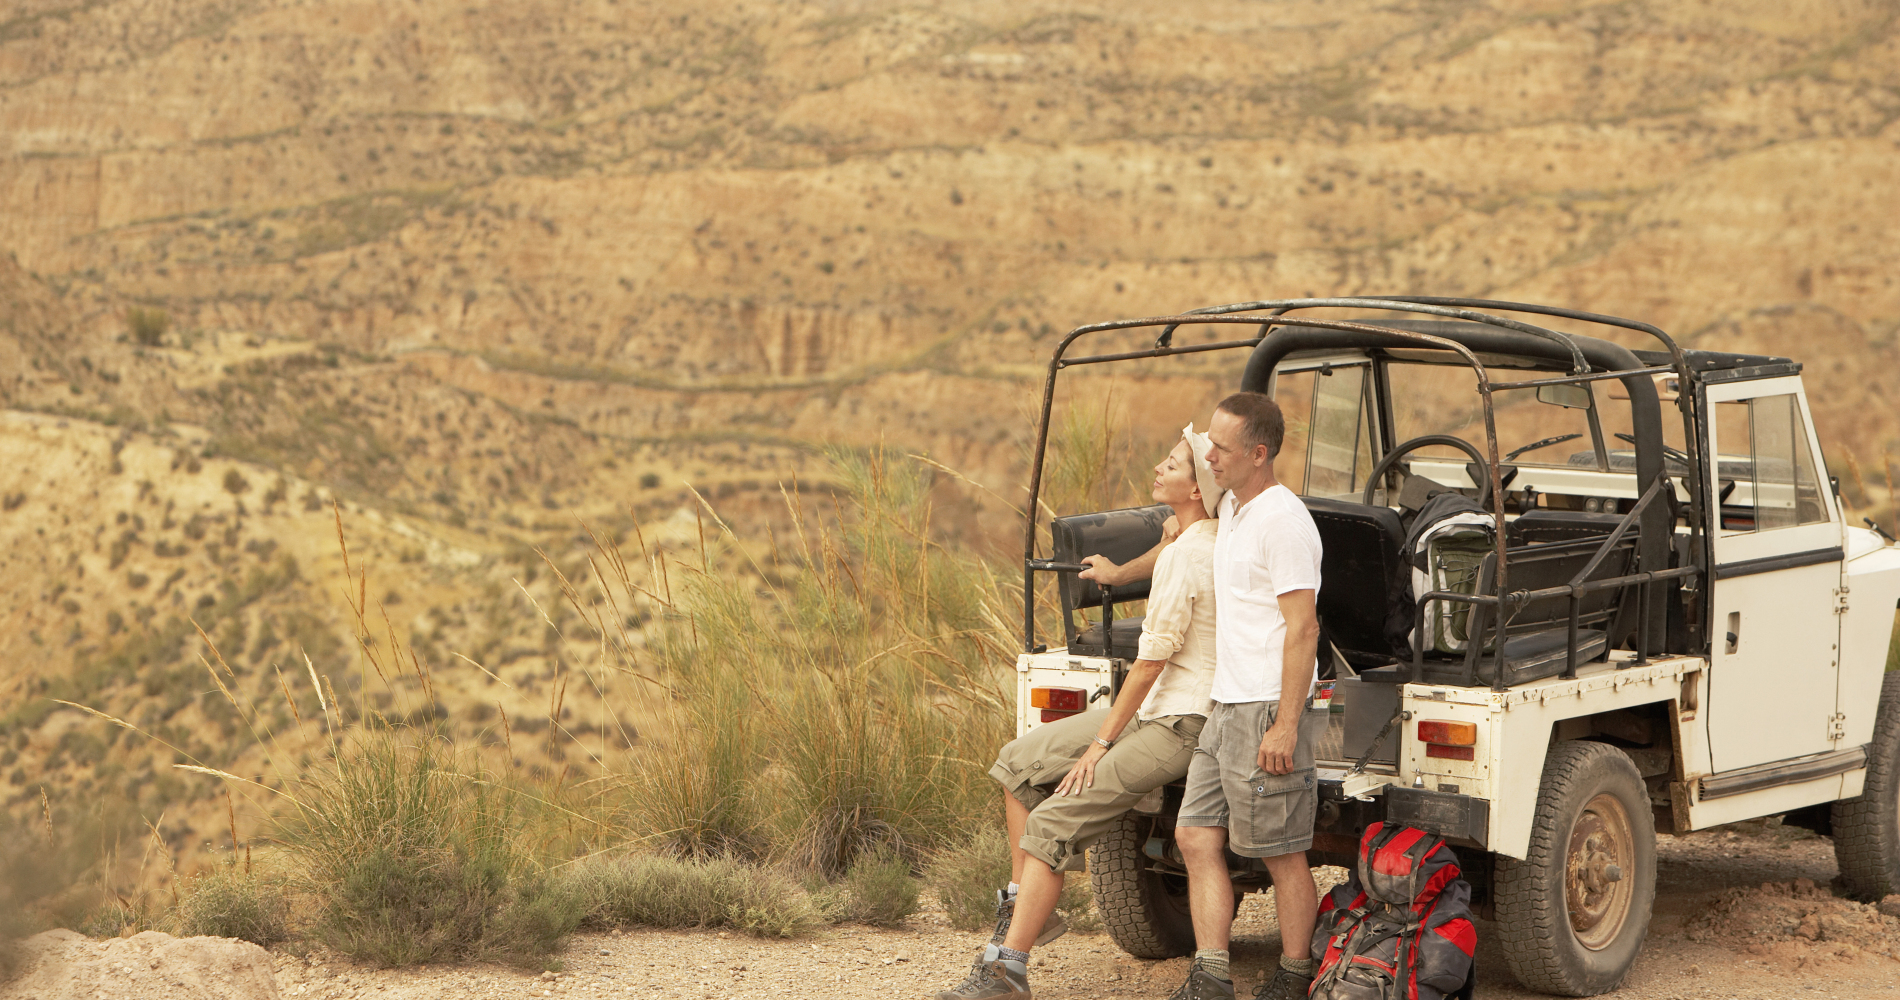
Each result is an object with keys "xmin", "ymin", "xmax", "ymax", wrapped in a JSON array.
[
  {"xmin": 1257, "ymin": 720, "xmax": 1299, "ymax": 776},
  {"xmin": 1077, "ymin": 554, "xmax": 1123, "ymax": 586},
  {"xmin": 1055, "ymin": 742, "xmax": 1110, "ymax": 796}
]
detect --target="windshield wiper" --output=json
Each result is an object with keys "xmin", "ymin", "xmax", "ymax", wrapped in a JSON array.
[
  {"xmin": 1505, "ymin": 432, "xmax": 1584, "ymax": 461},
  {"xmin": 1614, "ymin": 432, "xmax": 1691, "ymax": 465}
]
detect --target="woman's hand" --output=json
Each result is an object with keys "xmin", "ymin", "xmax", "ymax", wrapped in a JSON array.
[
  {"xmin": 1077, "ymin": 554, "xmax": 1123, "ymax": 586},
  {"xmin": 1162, "ymin": 514, "xmax": 1180, "ymax": 542},
  {"xmin": 1055, "ymin": 742, "xmax": 1110, "ymax": 797}
]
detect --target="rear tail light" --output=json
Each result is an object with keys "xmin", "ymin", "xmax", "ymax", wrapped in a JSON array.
[
  {"xmin": 1032, "ymin": 687, "xmax": 1086, "ymax": 722},
  {"xmin": 1417, "ymin": 720, "xmax": 1476, "ymax": 745},
  {"xmin": 1418, "ymin": 719, "xmax": 1477, "ymax": 761},
  {"xmin": 1030, "ymin": 687, "xmax": 1086, "ymax": 711}
]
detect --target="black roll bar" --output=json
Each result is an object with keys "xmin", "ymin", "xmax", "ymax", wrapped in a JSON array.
[{"xmin": 1023, "ymin": 315, "xmax": 1508, "ymax": 653}]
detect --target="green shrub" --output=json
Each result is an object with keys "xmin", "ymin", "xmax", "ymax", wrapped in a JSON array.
[
  {"xmin": 177, "ymin": 868, "xmax": 290, "ymax": 946},
  {"xmin": 927, "ymin": 825, "xmax": 1013, "ymax": 932},
  {"xmin": 127, "ymin": 307, "xmax": 170, "ymax": 347},
  {"xmin": 568, "ymin": 854, "xmax": 818, "ymax": 938},
  {"xmin": 838, "ymin": 845, "xmax": 921, "ymax": 927},
  {"xmin": 275, "ymin": 733, "xmax": 580, "ymax": 966}
]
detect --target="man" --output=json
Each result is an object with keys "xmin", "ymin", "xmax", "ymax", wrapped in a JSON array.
[
  {"xmin": 934, "ymin": 427, "xmax": 1226, "ymax": 1000},
  {"xmin": 1170, "ymin": 391, "xmax": 1327, "ymax": 1000}
]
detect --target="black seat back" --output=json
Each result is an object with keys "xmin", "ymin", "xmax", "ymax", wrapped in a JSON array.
[
  {"xmin": 1478, "ymin": 532, "xmax": 1637, "ymax": 634},
  {"xmin": 1048, "ymin": 504, "xmax": 1168, "ymax": 612},
  {"xmin": 1302, "ymin": 497, "xmax": 1413, "ymax": 665},
  {"xmin": 1508, "ymin": 509, "xmax": 1626, "ymax": 546}
]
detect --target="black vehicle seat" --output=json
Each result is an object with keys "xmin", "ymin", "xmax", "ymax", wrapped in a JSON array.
[
  {"xmin": 1050, "ymin": 504, "xmax": 1169, "ymax": 657},
  {"xmin": 1508, "ymin": 509, "xmax": 1626, "ymax": 546},
  {"xmin": 1301, "ymin": 497, "xmax": 1414, "ymax": 667}
]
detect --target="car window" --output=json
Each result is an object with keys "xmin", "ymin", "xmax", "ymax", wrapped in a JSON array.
[
  {"xmin": 1273, "ymin": 364, "xmax": 1375, "ymax": 499},
  {"xmin": 1715, "ymin": 393, "xmax": 1829, "ymax": 532}
]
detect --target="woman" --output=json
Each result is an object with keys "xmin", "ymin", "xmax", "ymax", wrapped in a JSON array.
[{"xmin": 934, "ymin": 425, "xmax": 1225, "ymax": 1000}]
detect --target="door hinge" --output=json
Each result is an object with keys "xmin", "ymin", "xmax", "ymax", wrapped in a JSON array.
[
  {"xmin": 1835, "ymin": 587, "xmax": 1851, "ymax": 614},
  {"xmin": 1829, "ymin": 713, "xmax": 1848, "ymax": 741}
]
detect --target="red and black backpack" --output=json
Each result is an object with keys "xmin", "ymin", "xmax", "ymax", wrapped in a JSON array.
[{"xmin": 1310, "ymin": 823, "xmax": 1477, "ymax": 1000}]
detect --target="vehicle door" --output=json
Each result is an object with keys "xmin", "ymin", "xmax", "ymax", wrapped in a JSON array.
[{"xmin": 1702, "ymin": 376, "xmax": 1845, "ymax": 772}]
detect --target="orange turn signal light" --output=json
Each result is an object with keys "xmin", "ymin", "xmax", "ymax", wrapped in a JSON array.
[
  {"xmin": 1416, "ymin": 720, "xmax": 1477, "ymax": 746},
  {"xmin": 1030, "ymin": 687, "xmax": 1086, "ymax": 712}
]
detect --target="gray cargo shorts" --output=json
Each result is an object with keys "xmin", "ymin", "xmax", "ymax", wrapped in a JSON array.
[{"xmin": 1176, "ymin": 698, "xmax": 1329, "ymax": 858}]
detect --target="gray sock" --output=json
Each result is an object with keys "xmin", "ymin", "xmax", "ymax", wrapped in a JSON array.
[
  {"xmin": 997, "ymin": 946, "xmax": 1029, "ymax": 966},
  {"xmin": 1194, "ymin": 949, "xmax": 1231, "ymax": 981},
  {"xmin": 1280, "ymin": 954, "xmax": 1316, "ymax": 976}
]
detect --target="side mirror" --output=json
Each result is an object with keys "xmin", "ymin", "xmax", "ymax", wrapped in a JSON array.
[{"xmin": 1536, "ymin": 383, "xmax": 1592, "ymax": 409}]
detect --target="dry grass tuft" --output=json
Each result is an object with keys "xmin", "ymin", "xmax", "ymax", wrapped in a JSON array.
[{"xmin": 565, "ymin": 853, "xmax": 820, "ymax": 939}]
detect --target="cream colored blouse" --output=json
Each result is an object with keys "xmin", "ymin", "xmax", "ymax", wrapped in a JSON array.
[{"xmin": 1135, "ymin": 517, "xmax": 1219, "ymax": 721}]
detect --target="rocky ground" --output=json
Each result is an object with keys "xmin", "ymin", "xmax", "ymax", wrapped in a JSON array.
[{"xmin": 10, "ymin": 820, "xmax": 1900, "ymax": 1000}]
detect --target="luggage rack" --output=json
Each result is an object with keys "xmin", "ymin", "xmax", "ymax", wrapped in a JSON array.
[{"xmin": 1020, "ymin": 297, "xmax": 1717, "ymax": 690}]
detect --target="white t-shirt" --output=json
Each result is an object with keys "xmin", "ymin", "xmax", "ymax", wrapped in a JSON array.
[{"xmin": 1210, "ymin": 484, "xmax": 1324, "ymax": 705}]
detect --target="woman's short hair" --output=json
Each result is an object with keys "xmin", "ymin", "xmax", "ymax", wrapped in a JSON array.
[{"xmin": 1215, "ymin": 391, "xmax": 1286, "ymax": 460}]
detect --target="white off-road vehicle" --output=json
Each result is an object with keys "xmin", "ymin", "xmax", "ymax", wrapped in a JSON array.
[{"xmin": 1015, "ymin": 298, "xmax": 1900, "ymax": 996}]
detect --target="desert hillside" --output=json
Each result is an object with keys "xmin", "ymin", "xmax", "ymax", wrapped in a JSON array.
[{"xmin": 2, "ymin": 0, "xmax": 1898, "ymax": 898}]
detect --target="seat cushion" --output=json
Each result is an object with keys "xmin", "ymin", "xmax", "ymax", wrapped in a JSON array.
[
  {"xmin": 1073, "ymin": 615, "xmax": 1144, "ymax": 659},
  {"xmin": 1478, "ymin": 628, "xmax": 1609, "ymax": 686}
]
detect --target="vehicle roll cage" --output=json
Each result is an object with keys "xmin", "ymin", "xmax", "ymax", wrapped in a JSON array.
[{"xmin": 1021, "ymin": 297, "xmax": 1712, "ymax": 690}]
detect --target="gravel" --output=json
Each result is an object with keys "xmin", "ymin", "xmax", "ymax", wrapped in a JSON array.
[{"xmin": 12, "ymin": 822, "xmax": 1900, "ymax": 999}]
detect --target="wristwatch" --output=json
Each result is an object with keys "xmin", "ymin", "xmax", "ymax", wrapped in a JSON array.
[{"xmin": 1094, "ymin": 737, "xmax": 1114, "ymax": 750}]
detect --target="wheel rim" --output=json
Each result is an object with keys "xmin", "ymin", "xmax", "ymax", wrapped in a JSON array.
[{"xmin": 1565, "ymin": 791, "xmax": 1636, "ymax": 951}]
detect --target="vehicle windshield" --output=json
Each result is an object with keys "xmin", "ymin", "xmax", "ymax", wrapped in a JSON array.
[{"xmin": 1382, "ymin": 360, "xmax": 1685, "ymax": 473}]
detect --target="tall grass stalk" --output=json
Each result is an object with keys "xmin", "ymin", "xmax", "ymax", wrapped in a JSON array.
[{"xmin": 550, "ymin": 450, "xmax": 1017, "ymax": 876}]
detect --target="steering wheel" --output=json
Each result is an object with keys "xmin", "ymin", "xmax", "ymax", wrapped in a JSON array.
[{"xmin": 1361, "ymin": 434, "xmax": 1495, "ymax": 509}]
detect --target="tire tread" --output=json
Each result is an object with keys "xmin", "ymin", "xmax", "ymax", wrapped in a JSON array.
[
  {"xmin": 1832, "ymin": 671, "xmax": 1900, "ymax": 899},
  {"xmin": 1494, "ymin": 740, "xmax": 1655, "ymax": 997},
  {"xmin": 1089, "ymin": 814, "xmax": 1194, "ymax": 959}
]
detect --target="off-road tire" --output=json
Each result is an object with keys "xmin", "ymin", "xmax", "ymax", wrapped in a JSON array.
[
  {"xmin": 1495, "ymin": 740, "xmax": 1656, "ymax": 996},
  {"xmin": 1090, "ymin": 813, "xmax": 1196, "ymax": 959},
  {"xmin": 1833, "ymin": 671, "xmax": 1900, "ymax": 900}
]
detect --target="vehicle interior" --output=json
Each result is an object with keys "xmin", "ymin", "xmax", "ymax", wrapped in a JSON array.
[{"xmin": 1022, "ymin": 299, "xmax": 1736, "ymax": 777}]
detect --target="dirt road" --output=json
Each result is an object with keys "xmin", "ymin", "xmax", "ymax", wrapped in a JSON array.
[{"xmin": 13, "ymin": 821, "xmax": 1900, "ymax": 1000}]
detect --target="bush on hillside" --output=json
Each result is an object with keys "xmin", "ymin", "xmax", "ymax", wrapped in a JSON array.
[
  {"xmin": 275, "ymin": 733, "xmax": 581, "ymax": 966},
  {"xmin": 567, "ymin": 854, "xmax": 819, "ymax": 939},
  {"xmin": 597, "ymin": 451, "xmax": 1017, "ymax": 876},
  {"xmin": 177, "ymin": 868, "xmax": 290, "ymax": 946},
  {"xmin": 838, "ymin": 845, "xmax": 921, "ymax": 927},
  {"xmin": 927, "ymin": 825, "xmax": 1013, "ymax": 932},
  {"xmin": 127, "ymin": 307, "xmax": 170, "ymax": 347}
]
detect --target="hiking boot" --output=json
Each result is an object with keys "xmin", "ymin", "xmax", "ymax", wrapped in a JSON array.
[
  {"xmin": 1165, "ymin": 958, "xmax": 1236, "ymax": 1000},
  {"xmin": 988, "ymin": 890, "xmax": 1069, "ymax": 947},
  {"xmin": 934, "ymin": 944, "xmax": 1032, "ymax": 1000},
  {"xmin": 1251, "ymin": 967, "xmax": 1315, "ymax": 1000}
]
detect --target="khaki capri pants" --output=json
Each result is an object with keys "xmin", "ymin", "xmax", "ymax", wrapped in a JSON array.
[{"xmin": 988, "ymin": 709, "xmax": 1205, "ymax": 871}]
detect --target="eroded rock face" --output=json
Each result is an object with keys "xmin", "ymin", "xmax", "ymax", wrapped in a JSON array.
[{"xmin": 0, "ymin": 929, "xmax": 280, "ymax": 1000}]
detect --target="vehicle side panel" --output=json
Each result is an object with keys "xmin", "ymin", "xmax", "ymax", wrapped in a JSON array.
[
  {"xmin": 1841, "ymin": 530, "xmax": 1900, "ymax": 748},
  {"xmin": 1682, "ymin": 770, "xmax": 1865, "ymax": 830},
  {"xmin": 1442, "ymin": 657, "xmax": 1701, "ymax": 859}
]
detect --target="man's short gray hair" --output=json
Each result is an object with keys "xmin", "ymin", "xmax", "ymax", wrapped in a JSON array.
[{"xmin": 1215, "ymin": 392, "xmax": 1286, "ymax": 460}]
